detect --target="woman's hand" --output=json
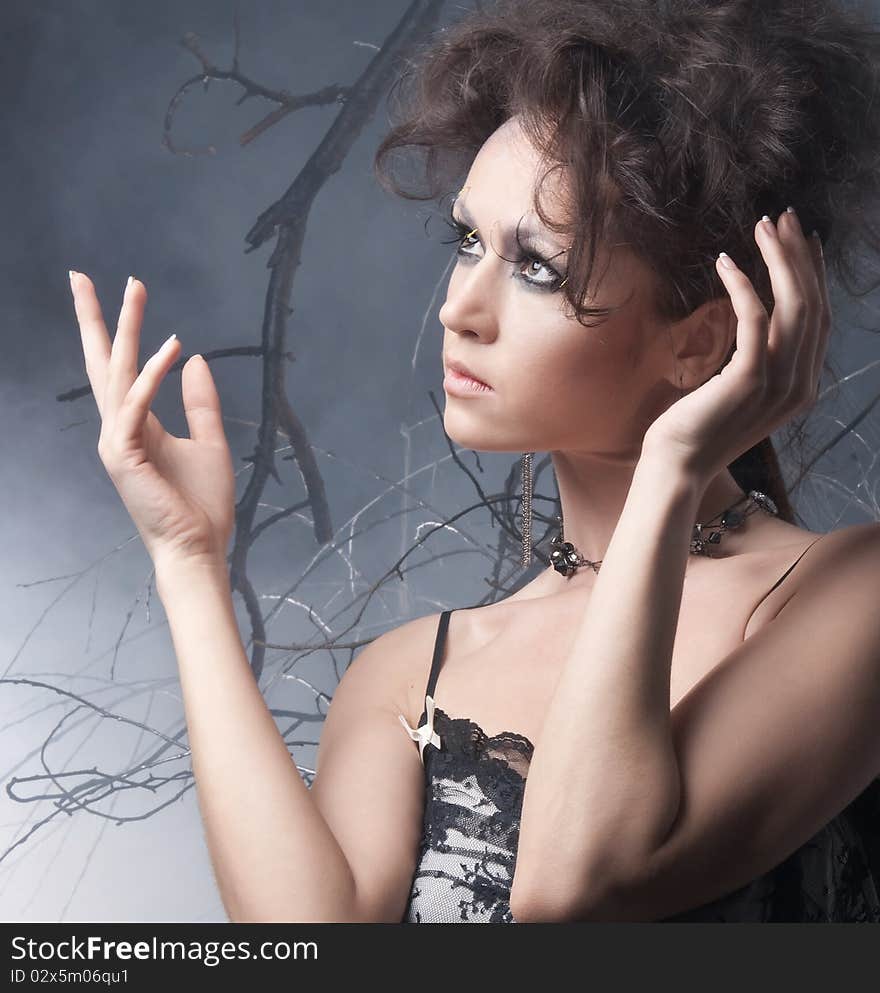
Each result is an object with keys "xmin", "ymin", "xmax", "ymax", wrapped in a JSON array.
[
  {"xmin": 70, "ymin": 272, "xmax": 236, "ymax": 572},
  {"xmin": 641, "ymin": 209, "xmax": 830, "ymax": 481}
]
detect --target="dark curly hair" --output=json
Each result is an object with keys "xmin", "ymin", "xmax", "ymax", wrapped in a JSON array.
[{"xmin": 373, "ymin": 0, "xmax": 880, "ymax": 526}]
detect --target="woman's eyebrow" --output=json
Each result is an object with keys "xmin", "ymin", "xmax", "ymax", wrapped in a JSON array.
[{"xmin": 452, "ymin": 200, "xmax": 569, "ymax": 253}]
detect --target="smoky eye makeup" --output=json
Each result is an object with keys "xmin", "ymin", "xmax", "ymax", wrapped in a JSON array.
[{"xmin": 439, "ymin": 206, "xmax": 568, "ymax": 292}]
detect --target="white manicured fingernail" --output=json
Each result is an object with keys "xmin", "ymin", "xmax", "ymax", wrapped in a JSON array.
[
  {"xmin": 161, "ymin": 333, "xmax": 177, "ymax": 349},
  {"xmin": 718, "ymin": 252, "xmax": 737, "ymax": 270}
]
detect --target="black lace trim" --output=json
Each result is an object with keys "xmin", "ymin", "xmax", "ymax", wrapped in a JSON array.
[
  {"xmin": 404, "ymin": 705, "xmax": 880, "ymax": 922},
  {"xmin": 430, "ymin": 705, "xmax": 532, "ymax": 764}
]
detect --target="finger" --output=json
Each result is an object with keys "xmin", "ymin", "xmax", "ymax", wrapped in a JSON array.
[
  {"xmin": 754, "ymin": 215, "xmax": 809, "ymax": 390},
  {"xmin": 113, "ymin": 332, "xmax": 180, "ymax": 452},
  {"xmin": 105, "ymin": 276, "xmax": 148, "ymax": 426},
  {"xmin": 808, "ymin": 231, "xmax": 831, "ymax": 396},
  {"xmin": 714, "ymin": 251, "xmax": 770, "ymax": 384},
  {"xmin": 777, "ymin": 206, "xmax": 822, "ymax": 377},
  {"xmin": 70, "ymin": 271, "xmax": 112, "ymax": 419},
  {"xmin": 777, "ymin": 208, "xmax": 821, "ymax": 322},
  {"xmin": 181, "ymin": 354, "xmax": 227, "ymax": 445}
]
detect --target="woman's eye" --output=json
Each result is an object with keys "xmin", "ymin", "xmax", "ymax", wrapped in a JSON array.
[
  {"xmin": 445, "ymin": 223, "xmax": 483, "ymax": 260},
  {"xmin": 443, "ymin": 218, "xmax": 565, "ymax": 291}
]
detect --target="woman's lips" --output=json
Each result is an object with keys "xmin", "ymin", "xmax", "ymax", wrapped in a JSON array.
[{"xmin": 443, "ymin": 365, "xmax": 494, "ymax": 395}]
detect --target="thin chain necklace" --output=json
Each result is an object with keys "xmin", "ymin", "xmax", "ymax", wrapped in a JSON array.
[{"xmin": 547, "ymin": 490, "xmax": 780, "ymax": 578}]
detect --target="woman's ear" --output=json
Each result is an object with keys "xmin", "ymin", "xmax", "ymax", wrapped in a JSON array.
[{"xmin": 667, "ymin": 297, "xmax": 737, "ymax": 389}]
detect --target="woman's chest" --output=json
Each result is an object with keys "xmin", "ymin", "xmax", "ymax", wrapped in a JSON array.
[{"xmin": 421, "ymin": 552, "xmax": 805, "ymax": 749}]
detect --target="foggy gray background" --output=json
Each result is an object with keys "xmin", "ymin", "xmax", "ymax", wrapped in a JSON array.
[{"xmin": 2, "ymin": 0, "xmax": 878, "ymax": 923}]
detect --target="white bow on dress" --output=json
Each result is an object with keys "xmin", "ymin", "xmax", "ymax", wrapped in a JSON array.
[{"xmin": 398, "ymin": 693, "xmax": 442, "ymax": 766}]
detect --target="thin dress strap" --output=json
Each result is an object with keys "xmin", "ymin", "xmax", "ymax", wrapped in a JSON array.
[
  {"xmin": 398, "ymin": 609, "xmax": 454, "ymax": 765},
  {"xmin": 424, "ymin": 609, "xmax": 454, "ymax": 705},
  {"xmin": 760, "ymin": 533, "xmax": 825, "ymax": 602}
]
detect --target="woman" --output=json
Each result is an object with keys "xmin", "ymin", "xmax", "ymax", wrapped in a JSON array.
[{"xmin": 69, "ymin": 0, "xmax": 880, "ymax": 922}]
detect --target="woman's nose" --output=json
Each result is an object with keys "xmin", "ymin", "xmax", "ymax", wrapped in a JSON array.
[{"xmin": 439, "ymin": 255, "xmax": 501, "ymax": 339}]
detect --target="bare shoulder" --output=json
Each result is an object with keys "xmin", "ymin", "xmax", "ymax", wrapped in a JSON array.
[
  {"xmin": 750, "ymin": 519, "xmax": 880, "ymax": 599},
  {"xmin": 310, "ymin": 610, "xmax": 445, "ymax": 922},
  {"xmin": 786, "ymin": 520, "xmax": 880, "ymax": 575},
  {"xmin": 779, "ymin": 520, "xmax": 880, "ymax": 607},
  {"xmin": 347, "ymin": 610, "xmax": 446, "ymax": 724}
]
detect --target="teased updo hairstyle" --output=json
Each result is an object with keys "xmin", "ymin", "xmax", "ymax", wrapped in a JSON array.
[{"xmin": 374, "ymin": 0, "xmax": 880, "ymax": 524}]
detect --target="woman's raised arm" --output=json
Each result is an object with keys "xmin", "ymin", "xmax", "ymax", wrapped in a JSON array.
[
  {"xmin": 69, "ymin": 270, "xmax": 425, "ymax": 922},
  {"xmin": 156, "ymin": 561, "xmax": 426, "ymax": 923}
]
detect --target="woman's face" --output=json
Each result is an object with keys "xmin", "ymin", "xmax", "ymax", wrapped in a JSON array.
[{"xmin": 438, "ymin": 116, "xmax": 679, "ymax": 459}]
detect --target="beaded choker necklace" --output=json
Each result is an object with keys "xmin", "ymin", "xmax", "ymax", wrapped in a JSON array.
[{"xmin": 548, "ymin": 490, "xmax": 780, "ymax": 578}]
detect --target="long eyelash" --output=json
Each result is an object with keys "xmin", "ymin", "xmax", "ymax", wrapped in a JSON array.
[
  {"xmin": 440, "ymin": 212, "xmax": 567, "ymax": 290},
  {"xmin": 439, "ymin": 216, "xmax": 477, "ymax": 246}
]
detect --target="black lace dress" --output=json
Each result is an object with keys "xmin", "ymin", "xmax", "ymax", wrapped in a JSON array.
[{"xmin": 399, "ymin": 606, "xmax": 880, "ymax": 923}]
